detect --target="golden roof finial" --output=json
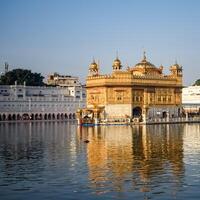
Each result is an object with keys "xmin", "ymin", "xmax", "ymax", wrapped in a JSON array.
[
  {"xmin": 143, "ymin": 51, "xmax": 146, "ymax": 61},
  {"xmin": 89, "ymin": 57, "xmax": 98, "ymax": 70},
  {"xmin": 92, "ymin": 56, "xmax": 95, "ymax": 63},
  {"xmin": 116, "ymin": 50, "xmax": 119, "ymax": 59}
]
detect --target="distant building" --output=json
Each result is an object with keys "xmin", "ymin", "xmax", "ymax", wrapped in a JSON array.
[
  {"xmin": 0, "ymin": 81, "xmax": 86, "ymax": 121},
  {"xmin": 0, "ymin": 62, "xmax": 9, "ymax": 77},
  {"xmin": 182, "ymin": 86, "xmax": 200, "ymax": 114},
  {"xmin": 77, "ymin": 52, "xmax": 183, "ymax": 124},
  {"xmin": 47, "ymin": 73, "xmax": 81, "ymax": 87},
  {"xmin": 4, "ymin": 62, "xmax": 9, "ymax": 74},
  {"xmin": 46, "ymin": 73, "xmax": 85, "ymax": 99}
]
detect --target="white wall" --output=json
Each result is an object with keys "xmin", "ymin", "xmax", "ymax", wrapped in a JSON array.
[{"xmin": 105, "ymin": 104, "xmax": 132, "ymax": 118}]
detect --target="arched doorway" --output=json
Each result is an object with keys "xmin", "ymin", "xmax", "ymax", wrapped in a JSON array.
[
  {"xmin": 30, "ymin": 114, "xmax": 34, "ymax": 120},
  {"xmin": 12, "ymin": 114, "xmax": 16, "ymax": 120},
  {"xmin": 35, "ymin": 114, "xmax": 38, "ymax": 120},
  {"xmin": 69, "ymin": 113, "xmax": 72, "ymax": 119},
  {"xmin": 39, "ymin": 114, "xmax": 42, "ymax": 120},
  {"xmin": 8, "ymin": 114, "xmax": 12, "ymax": 120},
  {"xmin": 178, "ymin": 108, "xmax": 181, "ymax": 117},
  {"xmin": 73, "ymin": 113, "xmax": 76, "ymax": 119},
  {"xmin": 162, "ymin": 111, "xmax": 167, "ymax": 118},
  {"xmin": 44, "ymin": 114, "xmax": 48, "ymax": 120},
  {"xmin": 17, "ymin": 114, "xmax": 21, "ymax": 120},
  {"xmin": 64, "ymin": 113, "xmax": 68, "ymax": 119},
  {"xmin": 57, "ymin": 113, "xmax": 60, "ymax": 120},
  {"xmin": 61, "ymin": 113, "xmax": 64, "ymax": 120},
  {"xmin": 48, "ymin": 113, "xmax": 51, "ymax": 120},
  {"xmin": 2, "ymin": 114, "xmax": 6, "ymax": 121},
  {"xmin": 132, "ymin": 107, "xmax": 142, "ymax": 118}
]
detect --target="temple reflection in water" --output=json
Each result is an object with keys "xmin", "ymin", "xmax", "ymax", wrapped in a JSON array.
[
  {"xmin": 77, "ymin": 124, "xmax": 184, "ymax": 195},
  {"xmin": 2, "ymin": 122, "xmax": 200, "ymax": 199}
]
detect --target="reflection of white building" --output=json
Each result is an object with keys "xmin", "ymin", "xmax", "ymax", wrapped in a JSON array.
[
  {"xmin": 0, "ymin": 82, "xmax": 86, "ymax": 121},
  {"xmin": 182, "ymin": 86, "xmax": 200, "ymax": 113}
]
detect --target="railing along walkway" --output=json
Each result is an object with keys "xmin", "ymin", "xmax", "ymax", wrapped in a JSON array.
[{"xmin": 146, "ymin": 116, "xmax": 200, "ymax": 124}]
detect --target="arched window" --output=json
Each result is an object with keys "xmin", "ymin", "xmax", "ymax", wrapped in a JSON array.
[{"xmin": 132, "ymin": 107, "xmax": 142, "ymax": 118}]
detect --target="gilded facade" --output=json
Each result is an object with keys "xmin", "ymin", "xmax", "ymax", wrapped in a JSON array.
[{"xmin": 77, "ymin": 52, "xmax": 183, "ymax": 124}]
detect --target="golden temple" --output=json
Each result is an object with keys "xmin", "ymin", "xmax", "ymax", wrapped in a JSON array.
[{"xmin": 77, "ymin": 52, "xmax": 183, "ymax": 124}]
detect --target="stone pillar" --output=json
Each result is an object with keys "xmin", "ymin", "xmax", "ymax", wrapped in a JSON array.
[
  {"xmin": 77, "ymin": 118, "xmax": 81, "ymax": 125},
  {"xmin": 186, "ymin": 112, "xmax": 188, "ymax": 121},
  {"xmin": 23, "ymin": 81, "xmax": 26, "ymax": 100},
  {"xmin": 142, "ymin": 106, "xmax": 148, "ymax": 124},
  {"xmin": 143, "ymin": 89, "xmax": 148, "ymax": 105},
  {"xmin": 76, "ymin": 109, "xmax": 82, "ymax": 125},
  {"xmin": 94, "ymin": 118, "xmax": 98, "ymax": 125},
  {"xmin": 14, "ymin": 81, "xmax": 17, "ymax": 100},
  {"xmin": 142, "ymin": 113, "xmax": 147, "ymax": 123},
  {"xmin": 167, "ymin": 112, "xmax": 170, "ymax": 122},
  {"xmin": 93, "ymin": 110, "xmax": 99, "ymax": 125}
]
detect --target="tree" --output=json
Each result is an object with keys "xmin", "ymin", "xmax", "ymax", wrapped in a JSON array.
[
  {"xmin": 193, "ymin": 79, "xmax": 200, "ymax": 86},
  {"xmin": 0, "ymin": 68, "xmax": 44, "ymax": 86}
]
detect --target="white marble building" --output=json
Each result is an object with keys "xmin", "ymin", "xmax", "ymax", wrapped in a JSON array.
[
  {"xmin": 182, "ymin": 86, "xmax": 200, "ymax": 113},
  {"xmin": 0, "ymin": 82, "xmax": 86, "ymax": 121}
]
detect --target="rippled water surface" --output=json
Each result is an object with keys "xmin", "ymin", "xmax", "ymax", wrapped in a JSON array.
[{"xmin": 0, "ymin": 122, "xmax": 200, "ymax": 200}]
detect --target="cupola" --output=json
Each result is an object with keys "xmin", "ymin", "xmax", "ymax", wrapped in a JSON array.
[{"xmin": 89, "ymin": 58, "xmax": 99, "ymax": 76}]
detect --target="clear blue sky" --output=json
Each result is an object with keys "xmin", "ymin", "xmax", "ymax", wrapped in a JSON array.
[{"xmin": 0, "ymin": 0, "xmax": 200, "ymax": 85}]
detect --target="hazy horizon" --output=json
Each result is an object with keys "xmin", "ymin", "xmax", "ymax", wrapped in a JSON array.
[{"xmin": 0, "ymin": 0, "xmax": 200, "ymax": 85}]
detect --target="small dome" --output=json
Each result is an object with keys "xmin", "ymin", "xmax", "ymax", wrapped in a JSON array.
[
  {"xmin": 113, "ymin": 58, "xmax": 121, "ymax": 66},
  {"xmin": 89, "ymin": 59, "xmax": 99, "ymax": 76},
  {"xmin": 171, "ymin": 63, "xmax": 181, "ymax": 69},
  {"xmin": 89, "ymin": 60, "xmax": 98, "ymax": 70},
  {"xmin": 112, "ymin": 57, "xmax": 122, "ymax": 70}
]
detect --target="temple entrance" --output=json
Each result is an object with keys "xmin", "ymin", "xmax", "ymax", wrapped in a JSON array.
[
  {"xmin": 132, "ymin": 107, "xmax": 142, "ymax": 118},
  {"xmin": 162, "ymin": 111, "xmax": 167, "ymax": 118}
]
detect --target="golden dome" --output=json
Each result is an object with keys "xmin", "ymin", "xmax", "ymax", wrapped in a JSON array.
[
  {"xmin": 89, "ymin": 60, "xmax": 98, "ymax": 70},
  {"xmin": 170, "ymin": 61, "xmax": 182, "ymax": 76},
  {"xmin": 130, "ymin": 52, "xmax": 163, "ymax": 76},
  {"xmin": 112, "ymin": 57, "xmax": 122, "ymax": 70},
  {"xmin": 113, "ymin": 58, "xmax": 121, "ymax": 66},
  {"xmin": 171, "ymin": 62, "xmax": 181, "ymax": 69},
  {"xmin": 134, "ymin": 52, "xmax": 156, "ymax": 69}
]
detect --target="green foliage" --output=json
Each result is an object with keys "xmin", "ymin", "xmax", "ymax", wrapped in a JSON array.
[
  {"xmin": 193, "ymin": 79, "xmax": 200, "ymax": 86},
  {"xmin": 0, "ymin": 68, "xmax": 44, "ymax": 86}
]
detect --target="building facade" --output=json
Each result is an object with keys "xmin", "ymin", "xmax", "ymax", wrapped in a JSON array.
[
  {"xmin": 47, "ymin": 73, "xmax": 81, "ymax": 87},
  {"xmin": 77, "ymin": 52, "xmax": 183, "ymax": 124},
  {"xmin": 0, "ymin": 81, "xmax": 86, "ymax": 121},
  {"xmin": 182, "ymin": 86, "xmax": 200, "ymax": 114}
]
